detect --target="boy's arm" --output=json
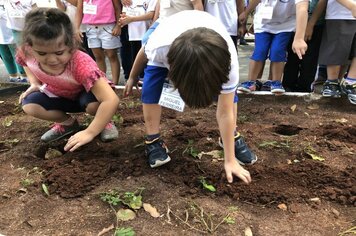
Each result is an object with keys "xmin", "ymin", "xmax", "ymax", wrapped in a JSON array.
[
  {"xmin": 112, "ymin": 0, "xmax": 122, "ymax": 36},
  {"xmin": 292, "ymin": 0, "xmax": 309, "ymax": 59},
  {"xmin": 217, "ymin": 93, "xmax": 251, "ymax": 184},
  {"xmin": 123, "ymin": 47, "xmax": 148, "ymax": 96},
  {"xmin": 191, "ymin": 0, "xmax": 204, "ymax": 10},
  {"xmin": 239, "ymin": 0, "xmax": 261, "ymax": 24},
  {"xmin": 336, "ymin": 0, "xmax": 356, "ymax": 17},
  {"xmin": 305, "ymin": 0, "xmax": 327, "ymax": 41},
  {"xmin": 237, "ymin": 0, "xmax": 246, "ymax": 37}
]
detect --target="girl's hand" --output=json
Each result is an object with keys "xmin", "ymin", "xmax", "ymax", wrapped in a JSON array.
[
  {"xmin": 64, "ymin": 130, "xmax": 95, "ymax": 152},
  {"xmin": 224, "ymin": 159, "xmax": 251, "ymax": 184},
  {"xmin": 19, "ymin": 84, "xmax": 41, "ymax": 104},
  {"xmin": 112, "ymin": 24, "xmax": 121, "ymax": 36},
  {"xmin": 123, "ymin": 77, "xmax": 139, "ymax": 96},
  {"xmin": 75, "ymin": 30, "xmax": 83, "ymax": 43},
  {"xmin": 119, "ymin": 15, "xmax": 131, "ymax": 27}
]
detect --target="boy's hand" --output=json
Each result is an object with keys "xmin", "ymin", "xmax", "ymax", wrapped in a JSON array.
[
  {"xmin": 224, "ymin": 159, "xmax": 251, "ymax": 184},
  {"xmin": 123, "ymin": 77, "xmax": 139, "ymax": 96},
  {"xmin": 304, "ymin": 22, "xmax": 314, "ymax": 41},
  {"xmin": 292, "ymin": 38, "xmax": 308, "ymax": 60},
  {"xmin": 64, "ymin": 130, "xmax": 95, "ymax": 152}
]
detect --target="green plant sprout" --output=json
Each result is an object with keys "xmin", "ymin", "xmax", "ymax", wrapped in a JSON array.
[
  {"xmin": 183, "ymin": 140, "xmax": 199, "ymax": 158},
  {"xmin": 100, "ymin": 188, "xmax": 145, "ymax": 210},
  {"xmin": 114, "ymin": 227, "xmax": 135, "ymax": 236},
  {"xmin": 20, "ymin": 178, "xmax": 34, "ymax": 187},
  {"xmin": 199, "ymin": 177, "xmax": 216, "ymax": 192}
]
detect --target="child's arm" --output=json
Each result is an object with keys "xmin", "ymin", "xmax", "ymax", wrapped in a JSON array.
[
  {"xmin": 239, "ymin": 0, "xmax": 260, "ymax": 24},
  {"xmin": 75, "ymin": 0, "xmax": 84, "ymax": 42},
  {"xmin": 305, "ymin": 0, "xmax": 326, "ymax": 41},
  {"xmin": 191, "ymin": 0, "xmax": 204, "ymax": 11},
  {"xmin": 152, "ymin": 0, "xmax": 160, "ymax": 22},
  {"xmin": 336, "ymin": 0, "xmax": 356, "ymax": 17},
  {"xmin": 55, "ymin": 0, "xmax": 66, "ymax": 11},
  {"xmin": 119, "ymin": 11, "xmax": 155, "ymax": 27},
  {"xmin": 217, "ymin": 93, "xmax": 252, "ymax": 184},
  {"xmin": 123, "ymin": 47, "xmax": 148, "ymax": 96},
  {"xmin": 112, "ymin": 0, "xmax": 122, "ymax": 36},
  {"xmin": 19, "ymin": 67, "xmax": 42, "ymax": 103},
  {"xmin": 292, "ymin": 0, "xmax": 309, "ymax": 60},
  {"xmin": 237, "ymin": 0, "xmax": 247, "ymax": 38},
  {"xmin": 64, "ymin": 78, "xmax": 119, "ymax": 152}
]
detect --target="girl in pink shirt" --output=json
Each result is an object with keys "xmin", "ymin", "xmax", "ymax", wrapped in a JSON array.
[{"xmin": 18, "ymin": 8, "xmax": 119, "ymax": 152}]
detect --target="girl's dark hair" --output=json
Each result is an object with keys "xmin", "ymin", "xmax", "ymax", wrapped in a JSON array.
[
  {"xmin": 167, "ymin": 27, "xmax": 231, "ymax": 109},
  {"xmin": 21, "ymin": 8, "xmax": 76, "ymax": 50}
]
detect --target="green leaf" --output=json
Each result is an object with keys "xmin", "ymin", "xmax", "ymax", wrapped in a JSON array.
[
  {"xmin": 114, "ymin": 227, "xmax": 135, "ymax": 236},
  {"xmin": 116, "ymin": 209, "xmax": 136, "ymax": 221},
  {"xmin": 224, "ymin": 216, "xmax": 235, "ymax": 224},
  {"xmin": 42, "ymin": 183, "xmax": 50, "ymax": 196},
  {"xmin": 122, "ymin": 192, "xmax": 142, "ymax": 210},
  {"xmin": 199, "ymin": 177, "xmax": 216, "ymax": 192}
]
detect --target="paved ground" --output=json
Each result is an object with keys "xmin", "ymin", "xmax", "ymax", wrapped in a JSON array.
[{"xmin": 0, "ymin": 42, "xmax": 269, "ymax": 85}]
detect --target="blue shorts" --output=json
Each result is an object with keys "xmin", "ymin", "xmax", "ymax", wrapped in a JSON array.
[
  {"xmin": 251, "ymin": 32, "xmax": 293, "ymax": 62},
  {"xmin": 141, "ymin": 65, "xmax": 239, "ymax": 104},
  {"xmin": 22, "ymin": 91, "xmax": 97, "ymax": 112}
]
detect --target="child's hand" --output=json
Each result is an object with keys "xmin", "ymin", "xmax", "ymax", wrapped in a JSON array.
[
  {"xmin": 123, "ymin": 77, "xmax": 140, "ymax": 96},
  {"xmin": 64, "ymin": 130, "xmax": 95, "ymax": 152},
  {"xmin": 19, "ymin": 84, "xmax": 40, "ymax": 104},
  {"xmin": 239, "ymin": 11, "xmax": 247, "ymax": 24},
  {"xmin": 75, "ymin": 30, "xmax": 83, "ymax": 43},
  {"xmin": 112, "ymin": 24, "xmax": 121, "ymax": 36},
  {"xmin": 119, "ymin": 15, "xmax": 131, "ymax": 27},
  {"xmin": 224, "ymin": 159, "xmax": 251, "ymax": 184},
  {"xmin": 292, "ymin": 38, "xmax": 308, "ymax": 60},
  {"xmin": 304, "ymin": 22, "xmax": 314, "ymax": 41}
]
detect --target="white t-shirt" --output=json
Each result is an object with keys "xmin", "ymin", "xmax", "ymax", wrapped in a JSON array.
[
  {"xmin": 254, "ymin": 0, "xmax": 306, "ymax": 34},
  {"xmin": 159, "ymin": 0, "xmax": 194, "ymax": 19},
  {"xmin": 0, "ymin": 1, "xmax": 14, "ymax": 44},
  {"xmin": 325, "ymin": 0, "xmax": 355, "ymax": 20},
  {"xmin": 204, "ymin": 0, "xmax": 238, "ymax": 36},
  {"xmin": 145, "ymin": 10, "xmax": 239, "ymax": 94},
  {"xmin": 123, "ymin": 0, "xmax": 157, "ymax": 41},
  {"xmin": 4, "ymin": 0, "xmax": 34, "ymax": 31}
]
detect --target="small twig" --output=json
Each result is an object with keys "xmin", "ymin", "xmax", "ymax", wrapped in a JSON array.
[
  {"xmin": 169, "ymin": 208, "xmax": 207, "ymax": 234},
  {"xmin": 166, "ymin": 205, "xmax": 172, "ymax": 224},
  {"xmin": 213, "ymin": 213, "xmax": 231, "ymax": 232}
]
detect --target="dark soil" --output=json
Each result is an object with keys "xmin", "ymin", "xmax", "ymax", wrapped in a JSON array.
[{"xmin": 0, "ymin": 90, "xmax": 355, "ymax": 236}]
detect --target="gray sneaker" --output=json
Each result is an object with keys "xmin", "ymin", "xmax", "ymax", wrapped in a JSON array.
[
  {"xmin": 41, "ymin": 120, "xmax": 80, "ymax": 143},
  {"xmin": 100, "ymin": 122, "xmax": 119, "ymax": 142}
]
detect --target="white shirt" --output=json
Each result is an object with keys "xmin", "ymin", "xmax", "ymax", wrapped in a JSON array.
[
  {"xmin": 0, "ymin": 0, "xmax": 14, "ymax": 44},
  {"xmin": 4, "ymin": 0, "xmax": 34, "ymax": 31},
  {"xmin": 159, "ymin": 0, "xmax": 194, "ymax": 19},
  {"xmin": 145, "ymin": 10, "xmax": 239, "ymax": 94},
  {"xmin": 254, "ymin": 0, "xmax": 306, "ymax": 34},
  {"xmin": 325, "ymin": 0, "xmax": 355, "ymax": 20},
  {"xmin": 204, "ymin": 0, "xmax": 238, "ymax": 36}
]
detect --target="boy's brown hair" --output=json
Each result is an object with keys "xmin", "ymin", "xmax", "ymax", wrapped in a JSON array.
[{"xmin": 167, "ymin": 27, "xmax": 231, "ymax": 108}]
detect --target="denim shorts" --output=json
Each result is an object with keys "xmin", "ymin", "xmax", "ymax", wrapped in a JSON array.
[
  {"xmin": 86, "ymin": 23, "xmax": 122, "ymax": 49},
  {"xmin": 22, "ymin": 91, "xmax": 97, "ymax": 112},
  {"xmin": 251, "ymin": 32, "xmax": 293, "ymax": 62}
]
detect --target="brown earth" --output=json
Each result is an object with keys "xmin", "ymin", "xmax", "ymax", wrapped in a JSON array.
[{"xmin": 0, "ymin": 89, "xmax": 355, "ymax": 236}]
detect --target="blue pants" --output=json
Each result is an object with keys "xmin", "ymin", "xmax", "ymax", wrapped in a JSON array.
[{"xmin": 0, "ymin": 44, "xmax": 25, "ymax": 75}]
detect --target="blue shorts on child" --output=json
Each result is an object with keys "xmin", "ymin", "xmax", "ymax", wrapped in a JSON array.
[{"xmin": 251, "ymin": 32, "xmax": 293, "ymax": 62}]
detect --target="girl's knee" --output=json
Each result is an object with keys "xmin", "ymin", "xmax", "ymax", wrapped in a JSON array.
[{"xmin": 85, "ymin": 102, "xmax": 99, "ymax": 115}]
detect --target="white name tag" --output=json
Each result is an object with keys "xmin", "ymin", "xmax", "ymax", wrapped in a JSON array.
[
  {"xmin": 261, "ymin": 5, "xmax": 273, "ymax": 20},
  {"xmin": 83, "ymin": 2, "xmax": 97, "ymax": 15},
  {"xmin": 158, "ymin": 83, "xmax": 185, "ymax": 112}
]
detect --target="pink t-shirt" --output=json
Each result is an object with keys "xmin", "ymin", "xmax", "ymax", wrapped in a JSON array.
[
  {"xmin": 16, "ymin": 49, "xmax": 109, "ymax": 100},
  {"xmin": 82, "ymin": 0, "xmax": 116, "ymax": 25}
]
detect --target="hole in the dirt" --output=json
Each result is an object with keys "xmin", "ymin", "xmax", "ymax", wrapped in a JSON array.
[{"xmin": 273, "ymin": 124, "xmax": 302, "ymax": 136}]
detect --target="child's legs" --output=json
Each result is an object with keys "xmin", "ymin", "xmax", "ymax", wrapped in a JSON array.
[
  {"xmin": 130, "ymin": 41, "xmax": 143, "ymax": 77},
  {"xmin": 105, "ymin": 48, "xmax": 120, "ymax": 85},
  {"xmin": 269, "ymin": 32, "xmax": 293, "ymax": 81},
  {"xmin": 91, "ymin": 48, "xmax": 107, "ymax": 73},
  {"xmin": 120, "ymin": 25, "xmax": 132, "ymax": 80},
  {"xmin": 282, "ymin": 33, "xmax": 300, "ymax": 90},
  {"xmin": 8, "ymin": 43, "xmax": 26, "ymax": 75},
  {"xmin": 0, "ymin": 44, "xmax": 18, "ymax": 76},
  {"xmin": 249, "ymin": 32, "xmax": 273, "ymax": 81},
  {"xmin": 141, "ymin": 65, "xmax": 168, "ymax": 135},
  {"xmin": 348, "ymin": 57, "xmax": 356, "ymax": 78}
]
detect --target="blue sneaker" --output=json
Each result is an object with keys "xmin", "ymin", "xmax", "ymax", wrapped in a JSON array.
[
  {"xmin": 9, "ymin": 77, "xmax": 20, "ymax": 83},
  {"xmin": 145, "ymin": 138, "xmax": 171, "ymax": 168},
  {"xmin": 237, "ymin": 80, "xmax": 261, "ymax": 93},
  {"xmin": 340, "ymin": 78, "xmax": 356, "ymax": 105},
  {"xmin": 219, "ymin": 135, "xmax": 257, "ymax": 165},
  {"xmin": 322, "ymin": 80, "xmax": 341, "ymax": 98},
  {"xmin": 270, "ymin": 81, "xmax": 285, "ymax": 94},
  {"xmin": 18, "ymin": 77, "xmax": 28, "ymax": 83}
]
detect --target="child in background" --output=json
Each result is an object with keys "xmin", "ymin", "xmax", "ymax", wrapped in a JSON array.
[
  {"xmin": 18, "ymin": 8, "xmax": 119, "ymax": 151},
  {"xmin": 237, "ymin": 0, "xmax": 309, "ymax": 94},
  {"xmin": 119, "ymin": 0, "xmax": 157, "ymax": 81},
  {"xmin": 0, "ymin": 0, "xmax": 21, "ymax": 82},
  {"xmin": 4, "ymin": 0, "xmax": 34, "ymax": 82},
  {"xmin": 282, "ymin": 0, "xmax": 326, "ymax": 92},
  {"xmin": 124, "ymin": 10, "xmax": 255, "ymax": 184},
  {"xmin": 319, "ymin": 0, "xmax": 356, "ymax": 100},
  {"xmin": 75, "ymin": 0, "xmax": 122, "ymax": 85}
]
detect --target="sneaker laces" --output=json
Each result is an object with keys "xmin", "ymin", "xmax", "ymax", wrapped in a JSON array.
[
  {"xmin": 104, "ymin": 122, "xmax": 114, "ymax": 130},
  {"xmin": 51, "ymin": 123, "xmax": 65, "ymax": 134}
]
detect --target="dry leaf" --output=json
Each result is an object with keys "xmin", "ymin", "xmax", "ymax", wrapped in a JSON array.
[
  {"xmin": 277, "ymin": 203, "xmax": 287, "ymax": 211},
  {"xmin": 335, "ymin": 118, "xmax": 348, "ymax": 123},
  {"xmin": 116, "ymin": 209, "xmax": 136, "ymax": 221},
  {"xmin": 307, "ymin": 104, "xmax": 319, "ymax": 110},
  {"xmin": 244, "ymin": 226, "xmax": 253, "ymax": 236},
  {"xmin": 290, "ymin": 104, "xmax": 297, "ymax": 112},
  {"xmin": 143, "ymin": 203, "xmax": 160, "ymax": 218},
  {"xmin": 97, "ymin": 224, "xmax": 114, "ymax": 236},
  {"xmin": 0, "ymin": 101, "xmax": 4, "ymax": 104}
]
